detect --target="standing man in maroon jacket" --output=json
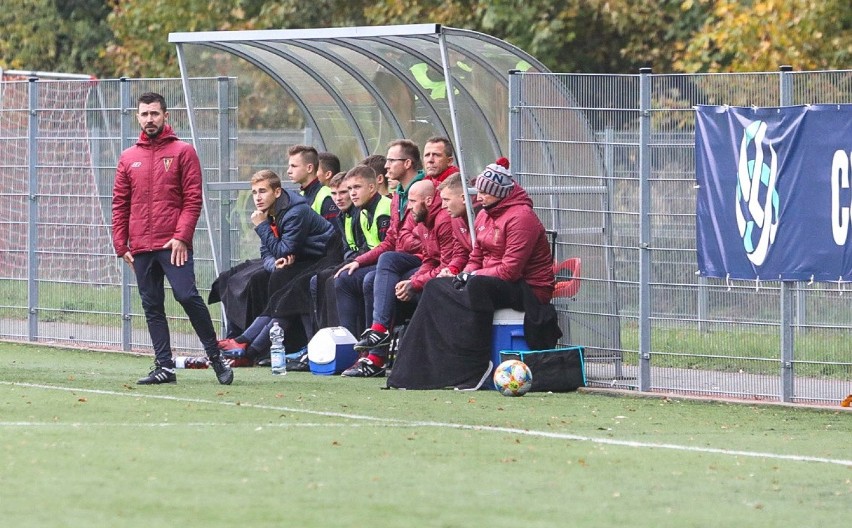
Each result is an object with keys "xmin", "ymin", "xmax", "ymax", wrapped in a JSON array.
[{"xmin": 112, "ymin": 92, "xmax": 233, "ymax": 386}]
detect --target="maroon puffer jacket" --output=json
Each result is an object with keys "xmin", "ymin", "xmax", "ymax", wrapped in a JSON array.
[
  {"xmin": 112, "ymin": 125, "xmax": 203, "ymax": 256},
  {"xmin": 464, "ymin": 184, "xmax": 554, "ymax": 303}
]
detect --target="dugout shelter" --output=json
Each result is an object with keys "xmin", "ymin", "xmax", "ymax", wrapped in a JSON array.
[
  {"xmin": 168, "ymin": 23, "xmax": 549, "ymax": 187},
  {"xmin": 168, "ymin": 24, "xmax": 616, "ymax": 361}
]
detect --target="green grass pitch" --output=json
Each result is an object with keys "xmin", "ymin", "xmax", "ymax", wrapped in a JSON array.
[{"xmin": 0, "ymin": 343, "xmax": 849, "ymax": 527}]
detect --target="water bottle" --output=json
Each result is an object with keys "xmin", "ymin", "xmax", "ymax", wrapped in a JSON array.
[
  {"xmin": 175, "ymin": 356, "xmax": 209, "ymax": 369},
  {"xmin": 269, "ymin": 321, "xmax": 286, "ymax": 376}
]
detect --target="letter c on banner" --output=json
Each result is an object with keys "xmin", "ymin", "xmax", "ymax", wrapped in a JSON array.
[{"xmin": 832, "ymin": 150, "xmax": 850, "ymax": 246}]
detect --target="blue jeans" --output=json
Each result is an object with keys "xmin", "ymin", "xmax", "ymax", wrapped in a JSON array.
[
  {"xmin": 334, "ymin": 265, "xmax": 375, "ymax": 336},
  {"xmin": 132, "ymin": 250, "xmax": 218, "ymax": 368},
  {"xmin": 370, "ymin": 251, "xmax": 421, "ymax": 328}
]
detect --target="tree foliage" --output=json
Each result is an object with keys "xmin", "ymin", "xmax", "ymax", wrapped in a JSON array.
[
  {"xmin": 0, "ymin": 0, "xmax": 111, "ymax": 76},
  {"xmin": 102, "ymin": 0, "xmax": 261, "ymax": 78},
  {"xmin": 0, "ymin": 0, "xmax": 849, "ymax": 77},
  {"xmin": 674, "ymin": 0, "xmax": 852, "ymax": 72}
]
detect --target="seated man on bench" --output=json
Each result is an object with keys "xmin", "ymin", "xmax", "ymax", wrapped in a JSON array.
[{"xmin": 387, "ymin": 157, "xmax": 561, "ymax": 390}]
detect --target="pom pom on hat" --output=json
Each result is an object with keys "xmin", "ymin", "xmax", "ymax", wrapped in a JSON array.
[{"xmin": 475, "ymin": 157, "xmax": 514, "ymax": 198}]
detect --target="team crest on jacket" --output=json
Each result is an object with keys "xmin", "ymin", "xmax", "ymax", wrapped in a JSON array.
[{"xmin": 163, "ymin": 157, "xmax": 173, "ymax": 172}]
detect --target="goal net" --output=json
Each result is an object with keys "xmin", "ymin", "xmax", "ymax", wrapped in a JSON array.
[{"xmin": 0, "ymin": 70, "xmax": 120, "ymax": 285}]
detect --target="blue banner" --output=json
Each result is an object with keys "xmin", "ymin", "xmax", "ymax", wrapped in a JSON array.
[{"xmin": 696, "ymin": 104, "xmax": 852, "ymax": 282}]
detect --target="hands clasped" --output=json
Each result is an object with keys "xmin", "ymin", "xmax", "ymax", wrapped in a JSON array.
[
  {"xmin": 275, "ymin": 254, "xmax": 295, "ymax": 268},
  {"xmin": 452, "ymin": 271, "xmax": 472, "ymax": 290}
]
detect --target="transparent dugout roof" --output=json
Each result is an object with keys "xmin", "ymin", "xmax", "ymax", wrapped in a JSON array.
[{"xmin": 169, "ymin": 23, "xmax": 548, "ymax": 180}]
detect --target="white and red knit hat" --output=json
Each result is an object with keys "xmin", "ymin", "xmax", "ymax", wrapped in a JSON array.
[{"xmin": 475, "ymin": 157, "xmax": 514, "ymax": 198}]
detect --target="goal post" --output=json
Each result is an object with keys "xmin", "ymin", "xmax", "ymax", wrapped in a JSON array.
[{"xmin": 0, "ymin": 69, "xmax": 119, "ymax": 286}]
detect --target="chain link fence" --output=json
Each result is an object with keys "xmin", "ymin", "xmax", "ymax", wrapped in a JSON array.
[
  {"xmin": 510, "ymin": 69, "xmax": 852, "ymax": 404},
  {"xmin": 3, "ymin": 70, "xmax": 851, "ymax": 405},
  {"xmin": 0, "ymin": 75, "xmax": 307, "ymax": 355}
]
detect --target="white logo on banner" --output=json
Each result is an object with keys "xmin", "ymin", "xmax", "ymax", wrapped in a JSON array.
[
  {"xmin": 735, "ymin": 121, "xmax": 779, "ymax": 266},
  {"xmin": 831, "ymin": 150, "xmax": 852, "ymax": 245}
]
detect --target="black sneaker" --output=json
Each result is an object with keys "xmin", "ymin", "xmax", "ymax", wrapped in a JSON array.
[
  {"xmin": 354, "ymin": 329, "xmax": 391, "ymax": 351},
  {"xmin": 210, "ymin": 355, "xmax": 234, "ymax": 385},
  {"xmin": 286, "ymin": 352, "xmax": 311, "ymax": 372},
  {"xmin": 137, "ymin": 366, "xmax": 177, "ymax": 385},
  {"xmin": 255, "ymin": 357, "xmax": 271, "ymax": 367},
  {"xmin": 341, "ymin": 357, "xmax": 386, "ymax": 378}
]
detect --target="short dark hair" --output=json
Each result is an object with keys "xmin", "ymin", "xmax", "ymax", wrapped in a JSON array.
[
  {"xmin": 388, "ymin": 139, "xmax": 422, "ymax": 171},
  {"xmin": 318, "ymin": 151, "xmax": 341, "ymax": 175},
  {"xmin": 361, "ymin": 154, "xmax": 387, "ymax": 177},
  {"xmin": 344, "ymin": 164, "xmax": 378, "ymax": 185},
  {"xmin": 288, "ymin": 144, "xmax": 319, "ymax": 170},
  {"xmin": 137, "ymin": 92, "xmax": 167, "ymax": 112},
  {"xmin": 424, "ymin": 136, "xmax": 454, "ymax": 159}
]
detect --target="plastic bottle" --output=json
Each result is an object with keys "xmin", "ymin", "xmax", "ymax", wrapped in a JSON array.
[
  {"xmin": 175, "ymin": 356, "xmax": 209, "ymax": 369},
  {"xmin": 269, "ymin": 321, "xmax": 286, "ymax": 376}
]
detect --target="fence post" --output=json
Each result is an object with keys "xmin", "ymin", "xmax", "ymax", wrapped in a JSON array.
[
  {"xmin": 603, "ymin": 127, "xmax": 624, "ymax": 377},
  {"xmin": 508, "ymin": 69, "xmax": 521, "ymax": 176},
  {"xmin": 27, "ymin": 78, "xmax": 39, "ymax": 341},
  {"xmin": 779, "ymin": 65, "xmax": 794, "ymax": 402},
  {"xmin": 119, "ymin": 78, "xmax": 133, "ymax": 351},
  {"xmin": 216, "ymin": 76, "xmax": 231, "ymax": 276},
  {"xmin": 697, "ymin": 276, "xmax": 708, "ymax": 333},
  {"xmin": 638, "ymin": 67, "xmax": 652, "ymax": 391}
]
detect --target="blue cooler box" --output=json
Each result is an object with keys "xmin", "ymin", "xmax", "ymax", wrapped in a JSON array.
[
  {"xmin": 308, "ymin": 327, "xmax": 359, "ymax": 375},
  {"xmin": 487, "ymin": 309, "xmax": 529, "ymax": 389}
]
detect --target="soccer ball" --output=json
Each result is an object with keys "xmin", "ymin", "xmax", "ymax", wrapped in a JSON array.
[{"xmin": 493, "ymin": 360, "xmax": 532, "ymax": 397}]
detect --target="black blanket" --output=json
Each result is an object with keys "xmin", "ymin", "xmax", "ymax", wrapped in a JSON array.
[
  {"xmin": 266, "ymin": 231, "xmax": 343, "ymax": 320},
  {"xmin": 208, "ymin": 259, "xmax": 270, "ymax": 333},
  {"xmin": 387, "ymin": 276, "xmax": 561, "ymax": 390}
]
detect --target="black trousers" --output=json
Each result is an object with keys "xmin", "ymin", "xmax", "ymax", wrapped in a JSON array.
[{"xmin": 133, "ymin": 250, "xmax": 218, "ymax": 367}]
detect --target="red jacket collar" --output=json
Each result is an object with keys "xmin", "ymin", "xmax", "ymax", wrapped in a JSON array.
[{"xmin": 430, "ymin": 165, "xmax": 460, "ymax": 183}]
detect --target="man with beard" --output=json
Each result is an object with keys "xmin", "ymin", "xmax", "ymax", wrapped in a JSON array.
[
  {"xmin": 112, "ymin": 92, "xmax": 233, "ymax": 386},
  {"xmin": 341, "ymin": 180, "xmax": 436, "ymax": 377},
  {"xmin": 334, "ymin": 140, "xmax": 426, "ymax": 377}
]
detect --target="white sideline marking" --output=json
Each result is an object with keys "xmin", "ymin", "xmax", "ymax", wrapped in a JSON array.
[
  {"xmin": 4, "ymin": 381, "xmax": 852, "ymax": 468},
  {"xmin": 0, "ymin": 422, "xmax": 415, "ymax": 428}
]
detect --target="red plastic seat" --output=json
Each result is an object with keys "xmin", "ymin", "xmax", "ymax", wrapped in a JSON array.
[{"xmin": 552, "ymin": 257, "xmax": 581, "ymax": 299}]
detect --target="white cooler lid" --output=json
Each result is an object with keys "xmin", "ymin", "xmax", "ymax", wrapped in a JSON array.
[
  {"xmin": 308, "ymin": 326, "xmax": 356, "ymax": 364},
  {"xmin": 492, "ymin": 308, "xmax": 525, "ymax": 324}
]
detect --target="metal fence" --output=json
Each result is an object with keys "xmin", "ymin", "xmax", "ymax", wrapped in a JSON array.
[
  {"xmin": 510, "ymin": 68, "xmax": 852, "ymax": 404},
  {"xmin": 3, "ymin": 70, "xmax": 851, "ymax": 405},
  {"xmin": 0, "ymin": 75, "xmax": 307, "ymax": 355}
]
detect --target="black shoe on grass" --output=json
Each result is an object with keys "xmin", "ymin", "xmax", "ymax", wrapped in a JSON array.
[
  {"xmin": 210, "ymin": 355, "xmax": 234, "ymax": 385},
  {"xmin": 286, "ymin": 352, "xmax": 311, "ymax": 372},
  {"xmin": 137, "ymin": 366, "xmax": 177, "ymax": 385},
  {"xmin": 341, "ymin": 357, "xmax": 386, "ymax": 378}
]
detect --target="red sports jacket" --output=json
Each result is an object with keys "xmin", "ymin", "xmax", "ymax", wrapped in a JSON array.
[
  {"xmin": 112, "ymin": 125, "xmax": 203, "ymax": 256},
  {"xmin": 464, "ymin": 185, "xmax": 554, "ymax": 303}
]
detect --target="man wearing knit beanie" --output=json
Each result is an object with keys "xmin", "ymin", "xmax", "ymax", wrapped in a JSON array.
[
  {"xmin": 474, "ymin": 157, "xmax": 515, "ymax": 205},
  {"xmin": 387, "ymin": 156, "xmax": 562, "ymax": 390}
]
